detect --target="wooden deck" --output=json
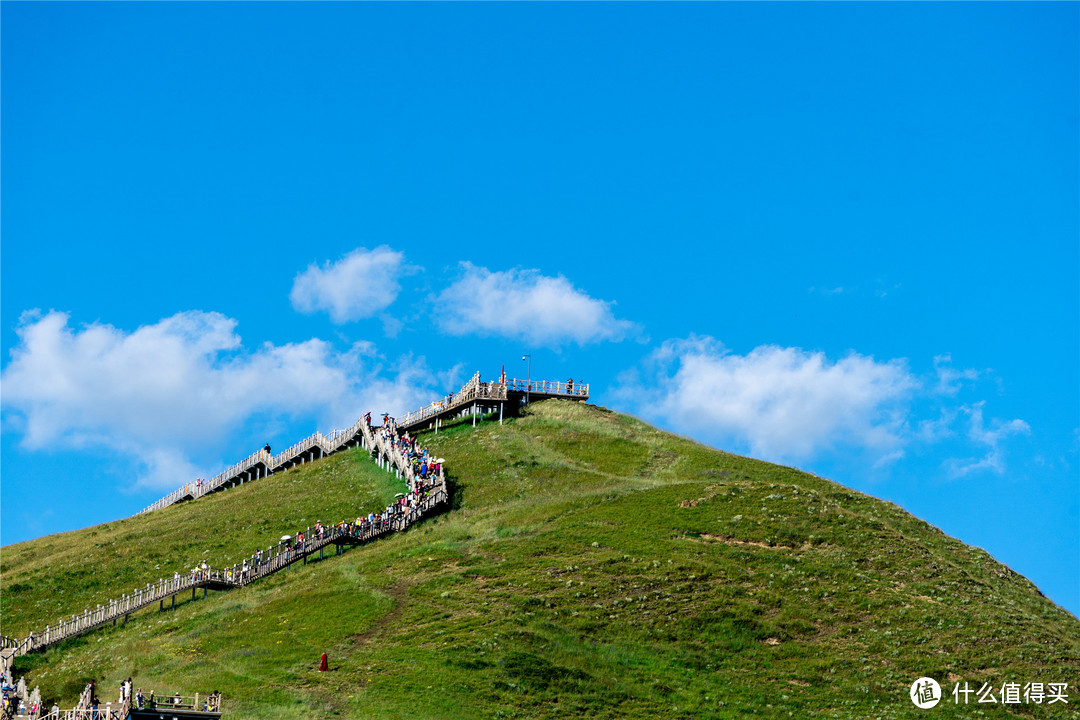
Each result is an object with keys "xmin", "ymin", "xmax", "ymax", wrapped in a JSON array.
[{"xmin": 393, "ymin": 372, "xmax": 588, "ymax": 432}]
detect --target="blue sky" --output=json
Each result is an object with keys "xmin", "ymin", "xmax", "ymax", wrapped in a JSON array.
[{"xmin": 2, "ymin": 2, "xmax": 1077, "ymax": 616}]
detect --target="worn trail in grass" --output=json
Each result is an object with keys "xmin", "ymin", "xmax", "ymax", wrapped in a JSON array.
[{"xmin": 3, "ymin": 401, "xmax": 1078, "ymax": 718}]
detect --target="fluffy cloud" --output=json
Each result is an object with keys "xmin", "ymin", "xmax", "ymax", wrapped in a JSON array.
[
  {"xmin": 435, "ymin": 263, "xmax": 639, "ymax": 346},
  {"xmin": 1, "ymin": 310, "xmax": 440, "ymax": 489},
  {"xmin": 290, "ymin": 246, "xmax": 413, "ymax": 323},
  {"xmin": 626, "ymin": 337, "xmax": 916, "ymax": 462},
  {"xmin": 621, "ymin": 336, "xmax": 1033, "ymax": 476}
]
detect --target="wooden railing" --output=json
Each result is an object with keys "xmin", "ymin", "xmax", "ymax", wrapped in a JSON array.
[
  {"xmin": 66, "ymin": 684, "xmax": 93, "ymax": 720},
  {"xmin": 7, "ymin": 417, "xmax": 446, "ymax": 661},
  {"xmin": 394, "ymin": 373, "xmax": 588, "ymax": 429},
  {"xmin": 504, "ymin": 378, "xmax": 589, "ymax": 398},
  {"xmin": 51, "ymin": 686, "xmax": 122, "ymax": 720},
  {"xmin": 138, "ymin": 370, "xmax": 584, "ymax": 515},
  {"xmin": 129, "ymin": 691, "xmax": 219, "ymax": 713},
  {"xmin": 394, "ymin": 372, "xmax": 498, "ymax": 428},
  {"xmin": 138, "ymin": 419, "xmax": 367, "ymax": 515},
  {"xmin": 49, "ymin": 683, "xmax": 127, "ymax": 720}
]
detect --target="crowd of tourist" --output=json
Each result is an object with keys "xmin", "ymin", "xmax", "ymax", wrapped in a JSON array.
[
  {"xmin": 168, "ymin": 417, "xmax": 446, "ymax": 600},
  {"xmin": 1, "ymin": 669, "xmax": 46, "ymax": 719},
  {"xmin": 1, "ymin": 674, "xmax": 24, "ymax": 719},
  {"xmin": 3, "ymin": 669, "xmax": 220, "ymax": 717},
  {"xmin": 259, "ymin": 421, "xmax": 447, "ymax": 576},
  {"xmin": 379, "ymin": 418, "xmax": 443, "ymax": 481}
]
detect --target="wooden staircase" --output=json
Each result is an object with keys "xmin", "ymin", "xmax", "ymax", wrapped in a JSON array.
[
  {"xmin": 138, "ymin": 371, "xmax": 585, "ymax": 515},
  {"xmin": 5, "ymin": 418, "xmax": 444, "ymax": 661},
  {"xmin": 3, "ymin": 370, "xmax": 588, "ymax": 716}
]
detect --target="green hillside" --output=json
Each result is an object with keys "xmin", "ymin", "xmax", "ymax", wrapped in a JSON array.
[{"xmin": 3, "ymin": 400, "xmax": 1078, "ymax": 718}]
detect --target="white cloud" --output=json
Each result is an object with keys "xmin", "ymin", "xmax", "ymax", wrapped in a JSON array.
[
  {"xmin": 933, "ymin": 353, "xmax": 980, "ymax": 396},
  {"xmin": 627, "ymin": 336, "xmax": 917, "ymax": 462},
  {"xmin": 915, "ymin": 408, "xmax": 959, "ymax": 442},
  {"xmin": 1, "ymin": 310, "xmax": 440, "ymax": 489},
  {"xmin": 945, "ymin": 401, "xmax": 1030, "ymax": 477},
  {"xmin": 965, "ymin": 401, "xmax": 1030, "ymax": 446},
  {"xmin": 619, "ymin": 337, "xmax": 1033, "ymax": 477},
  {"xmin": 435, "ymin": 263, "xmax": 639, "ymax": 346},
  {"xmin": 290, "ymin": 246, "xmax": 414, "ymax": 324}
]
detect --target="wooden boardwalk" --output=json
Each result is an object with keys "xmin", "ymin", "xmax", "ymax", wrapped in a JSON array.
[
  {"xmin": 138, "ymin": 371, "xmax": 585, "ymax": 515},
  {"xmin": 3, "ymin": 418, "xmax": 445, "ymax": 665},
  {"xmin": 394, "ymin": 371, "xmax": 588, "ymax": 433},
  {"xmin": 136, "ymin": 420, "xmax": 368, "ymax": 515},
  {"xmin": 2, "ymin": 369, "xmax": 587, "ymax": 717}
]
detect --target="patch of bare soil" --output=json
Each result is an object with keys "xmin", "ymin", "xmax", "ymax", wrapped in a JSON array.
[{"xmin": 348, "ymin": 581, "xmax": 409, "ymax": 649}]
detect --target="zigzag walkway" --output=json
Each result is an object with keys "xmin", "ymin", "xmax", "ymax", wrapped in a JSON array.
[
  {"xmin": 1, "ymin": 419, "xmax": 446, "ymax": 667},
  {"xmin": 138, "ymin": 371, "xmax": 586, "ymax": 515},
  {"xmin": 2, "ymin": 371, "xmax": 587, "ymax": 717}
]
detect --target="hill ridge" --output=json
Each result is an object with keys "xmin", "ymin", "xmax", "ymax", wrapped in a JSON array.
[{"xmin": 3, "ymin": 400, "xmax": 1077, "ymax": 718}]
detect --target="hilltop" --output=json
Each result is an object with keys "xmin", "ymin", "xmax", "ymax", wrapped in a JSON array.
[{"xmin": 2, "ymin": 400, "xmax": 1078, "ymax": 718}]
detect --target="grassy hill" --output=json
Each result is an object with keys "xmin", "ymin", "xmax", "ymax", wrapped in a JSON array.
[{"xmin": 2, "ymin": 400, "xmax": 1078, "ymax": 718}]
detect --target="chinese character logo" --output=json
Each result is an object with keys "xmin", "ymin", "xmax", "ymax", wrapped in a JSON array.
[{"xmin": 911, "ymin": 677, "xmax": 942, "ymax": 709}]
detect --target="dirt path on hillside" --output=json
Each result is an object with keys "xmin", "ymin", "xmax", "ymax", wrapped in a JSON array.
[{"xmin": 347, "ymin": 581, "xmax": 410, "ymax": 649}]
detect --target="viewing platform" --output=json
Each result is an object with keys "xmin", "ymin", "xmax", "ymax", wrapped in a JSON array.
[{"xmin": 394, "ymin": 372, "xmax": 589, "ymax": 432}]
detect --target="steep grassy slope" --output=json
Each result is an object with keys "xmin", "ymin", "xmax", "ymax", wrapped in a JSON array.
[{"xmin": 3, "ymin": 401, "xmax": 1078, "ymax": 719}]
